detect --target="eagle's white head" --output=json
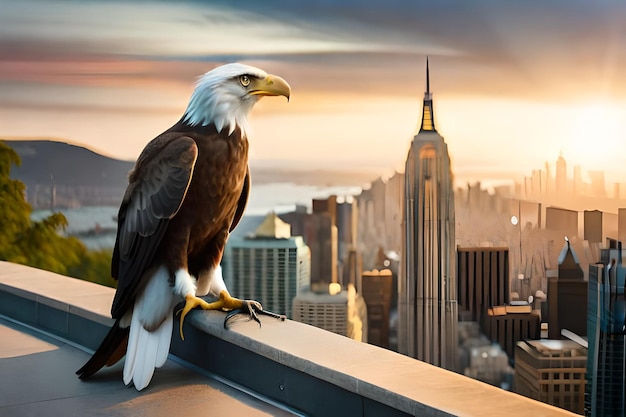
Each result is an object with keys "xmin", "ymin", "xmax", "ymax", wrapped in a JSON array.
[{"xmin": 183, "ymin": 63, "xmax": 291, "ymax": 137}]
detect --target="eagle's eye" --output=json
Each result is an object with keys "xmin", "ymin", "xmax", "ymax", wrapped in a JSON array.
[{"xmin": 239, "ymin": 75, "xmax": 251, "ymax": 87}]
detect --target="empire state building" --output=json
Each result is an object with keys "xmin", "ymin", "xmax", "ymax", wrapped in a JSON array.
[{"xmin": 398, "ymin": 59, "xmax": 457, "ymax": 370}]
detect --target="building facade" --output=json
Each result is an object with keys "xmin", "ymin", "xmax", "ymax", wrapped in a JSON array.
[
  {"xmin": 361, "ymin": 269, "xmax": 393, "ymax": 348},
  {"xmin": 547, "ymin": 239, "xmax": 587, "ymax": 339},
  {"xmin": 457, "ymin": 247, "xmax": 509, "ymax": 325},
  {"xmin": 545, "ymin": 207, "xmax": 578, "ymax": 239},
  {"xmin": 398, "ymin": 59, "xmax": 458, "ymax": 370},
  {"xmin": 586, "ymin": 240, "xmax": 626, "ymax": 416},
  {"xmin": 292, "ymin": 284, "xmax": 368, "ymax": 342},
  {"xmin": 223, "ymin": 212, "xmax": 311, "ymax": 319},
  {"xmin": 484, "ymin": 312, "xmax": 541, "ymax": 360},
  {"xmin": 515, "ymin": 339, "xmax": 587, "ymax": 414}
]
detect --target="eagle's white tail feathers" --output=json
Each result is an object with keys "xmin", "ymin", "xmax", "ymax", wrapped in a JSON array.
[
  {"xmin": 123, "ymin": 267, "xmax": 177, "ymax": 391},
  {"xmin": 155, "ymin": 313, "xmax": 173, "ymax": 368},
  {"xmin": 126, "ymin": 312, "xmax": 173, "ymax": 390},
  {"xmin": 123, "ymin": 315, "xmax": 139, "ymax": 385}
]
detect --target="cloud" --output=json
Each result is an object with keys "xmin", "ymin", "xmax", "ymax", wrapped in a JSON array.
[
  {"xmin": 3, "ymin": 0, "xmax": 623, "ymax": 101},
  {"xmin": 1, "ymin": 0, "xmax": 626, "ymax": 175}
]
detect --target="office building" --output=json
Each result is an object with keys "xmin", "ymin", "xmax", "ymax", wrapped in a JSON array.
[
  {"xmin": 584, "ymin": 210, "xmax": 603, "ymax": 243},
  {"xmin": 583, "ymin": 210, "xmax": 618, "ymax": 245},
  {"xmin": 585, "ymin": 240, "xmax": 626, "ymax": 416},
  {"xmin": 457, "ymin": 247, "xmax": 509, "ymax": 324},
  {"xmin": 223, "ymin": 212, "xmax": 311, "ymax": 319},
  {"xmin": 619, "ymin": 208, "xmax": 626, "ymax": 245},
  {"xmin": 292, "ymin": 284, "xmax": 368, "ymax": 342},
  {"xmin": 545, "ymin": 207, "xmax": 578, "ymax": 239},
  {"xmin": 484, "ymin": 312, "xmax": 541, "ymax": 360},
  {"xmin": 398, "ymin": 58, "xmax": 458, "ymax": 370},
  {"xmin": 361, "ymin": 269, "xmax": 393, "ymax": 348},
  {"xmin": 515, "ymin": 339, "xmax": 587, "ymax": 414},
  {"xmin": 308, "ymin": 212, "xmax": 338, "ymax": 286},
  {"xmin": 336, "ymin": 197, "xmax": 359, "ymax": 287},
  {"xmin": 547, "ymin": 239, "xmax": 587, "ymax": 339},
  {"xmin": 279, "ymin": 197, "xmax": 342, "ymax": 287}
]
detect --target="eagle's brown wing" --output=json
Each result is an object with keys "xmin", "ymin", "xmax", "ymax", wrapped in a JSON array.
[
  {"xmin": 229, "ymin": 166, "xmax": 250, "ymax": 232},
  {"xmin": 110, "ymin": 135, "xmax": 198, "ymax": 319}
]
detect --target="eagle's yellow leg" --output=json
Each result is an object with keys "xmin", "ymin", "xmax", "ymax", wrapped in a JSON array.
[{"xmin": 178, "ymin": 290, "xmax": 248, "ymax": 340}]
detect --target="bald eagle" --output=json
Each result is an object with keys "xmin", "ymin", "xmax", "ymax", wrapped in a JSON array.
[{"xmin": 76, "ymin": 63, "xmax": 291, "ymax": 391}]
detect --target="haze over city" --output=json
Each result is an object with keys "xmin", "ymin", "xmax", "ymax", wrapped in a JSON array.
[{"xmin": 1, "ymin": 0, "xmax": 625, "ymax": 186}]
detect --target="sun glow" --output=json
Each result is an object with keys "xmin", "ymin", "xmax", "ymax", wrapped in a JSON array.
[{"xmin": 564, "ymin": 102, "xmax": 626, "ymax": 171}]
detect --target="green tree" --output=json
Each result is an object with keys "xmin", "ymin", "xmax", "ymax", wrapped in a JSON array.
[
  {"xmin": 0, "ymin": 142, "xmax": 31, "ymax": 262},
  {"xmin": 67, "ymin": 248, "xmax": 116, "ymax": 288},
  {"xmin": 0, "ymin": 141, "xmax": 115, "ymax": 287}
]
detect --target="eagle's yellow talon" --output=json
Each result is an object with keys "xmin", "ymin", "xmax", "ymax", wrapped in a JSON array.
[
  {"xmin": 178, "ymin": 294, "xmax": 211, "ymax": 340},
  {"xmin": 178, "ymin": 290, "xmax": 245, "ymax": 340}
]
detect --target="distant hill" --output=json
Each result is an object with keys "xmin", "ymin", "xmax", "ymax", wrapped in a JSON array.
[
  {"xmin": 4, "ymin": 139, "xmax": 133, "ymax": 209},
  {"xmin": 6, "ymin": 140, "xmax": 134, "ymax": 187},
  {"xmin": 3, "ymin": 139, "xmax": 377, "ymax": 209}
]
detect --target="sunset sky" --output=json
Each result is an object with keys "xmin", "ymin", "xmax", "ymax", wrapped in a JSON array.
[{"xmin": 1, "ymin": 0, "xmax": 625, "ymax": 187}]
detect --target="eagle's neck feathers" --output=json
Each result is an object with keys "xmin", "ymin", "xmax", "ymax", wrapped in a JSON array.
[
  {"xmin": 182, "ymin": 64, "xmax": 267, "ymax": 137},
  {"xmin": 183, "ymin": 88, "xmax": 254, "ymax": 137}
]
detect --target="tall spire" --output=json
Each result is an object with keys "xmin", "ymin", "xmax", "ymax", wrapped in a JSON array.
[
  {"xmin": 419, "ymin": 57, "xmax": 436, "ymax": 133},
  {"xmin": 426, "ymin": 56, "xmax": 430, "ymax": 97}
]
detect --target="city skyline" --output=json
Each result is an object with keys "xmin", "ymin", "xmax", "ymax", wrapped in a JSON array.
[{"xmin": 1, "ymin": 1, "xmax": 626, "ymax": 187}]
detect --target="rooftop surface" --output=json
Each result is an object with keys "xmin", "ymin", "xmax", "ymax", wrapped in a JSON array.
[
  {"xmin": 0, "ymin": 261, "xmax": 580, "ymax": 417},
  {"xmin": 0, "ymin": 317, "xmax": 296, "ymax": 417}
]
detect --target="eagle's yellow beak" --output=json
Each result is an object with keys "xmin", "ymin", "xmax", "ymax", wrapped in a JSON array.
[{"xmin": 249, "ymin": 74, "xmax": 291, "ymax": 101}]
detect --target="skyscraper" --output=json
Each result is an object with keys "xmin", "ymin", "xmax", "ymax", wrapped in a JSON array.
[
  {"xmin": 398, "ymin": 59, "xmax": 458, "ymax": 370},
  {"xmin": 585, "ymin": 239, "xmax": 626, "ymax": 416},
  {"xmin": 361, "ymin": 268, "xmax": 393, "ymax": 348},
  {"xmin": 457, "ymin": 247, "xmax": 509, "ymax": 325},
  {"xmin": 547, "ymin": 239, "xmax": 587, "ymax": 339},
  {"xmin": 310, "ymin": 198, "xmax": 339, "ymax": 286},
  {"xmin": 222, "ymin": 212, "xmax": 311, "ymax": 319}
]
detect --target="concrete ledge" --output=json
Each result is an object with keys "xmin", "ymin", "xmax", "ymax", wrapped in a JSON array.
[
  {"xmin": 0, "ymin": 261, "xmax": 579, "ymax": 417},
  {"xmin": 0, "ymin": 262, "xmax": 114, "ymax": 351}
]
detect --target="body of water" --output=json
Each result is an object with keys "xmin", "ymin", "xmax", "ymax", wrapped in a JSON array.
[
  {"xmin": 32, "ymin": 206, "xmax": 119, "ymax": 250},
  {"xmin": 32, "ymin": 182, "xmax": 363, "ymax": 250},
  {"xmin": 247, "ymin": 182, "xmax": 362, "ymax": 215}
]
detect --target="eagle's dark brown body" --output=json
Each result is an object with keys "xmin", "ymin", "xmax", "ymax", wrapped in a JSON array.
[
  {"xmin": 78, "ymin": 121, "xmax": 249, "ymax": 379},
  {"xmin": 159, "ymin": 122, "xmax": 249, "ymax": 280}
]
